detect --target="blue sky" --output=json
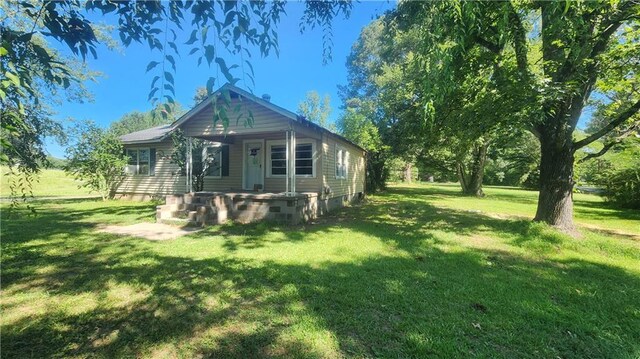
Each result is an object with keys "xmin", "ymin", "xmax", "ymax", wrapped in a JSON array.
[{"xmin": 47, "ymin": 1, "xmax": 396, "ymax": 158}]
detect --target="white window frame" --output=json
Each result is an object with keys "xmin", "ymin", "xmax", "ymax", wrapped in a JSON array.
[
  {"xmin": 126, "ymin": 148, "xmax": 151, "ymax": 176},
  {"xmin": 335, "ymin": 145, "xmax": 348, "ymax": 179},
  {"xmin": 266, "ymin": 139, "xmax": 316, "ymax": 178},
  {"xmin": 203, "ymin": 145, "xmax": 223, "ymax": 179}
]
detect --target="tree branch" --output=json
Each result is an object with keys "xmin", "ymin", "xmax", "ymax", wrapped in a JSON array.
[
  {"xmin": 573, "ymin": 98, "xmax": 640, "ymax": 150},
  {"xmin": 577, "ymin": 140, "xmax": 618, "ymax": 163},
  {"xmin": 472, "ymin": 34, "xmax": 501, "ymax": 54},
  {"xmin": 506, "ymin": 1, "xmax": 529, "ymax": 78}
]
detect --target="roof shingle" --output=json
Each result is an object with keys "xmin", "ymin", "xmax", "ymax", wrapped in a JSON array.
[{"xmin": 119, "ymin": 124, "xmax": 173, "ymax": 144}]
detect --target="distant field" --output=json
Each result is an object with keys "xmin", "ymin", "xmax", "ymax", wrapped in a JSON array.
[{"xmin": 1, "ymin": 167, "xmax": 93, "ymax": 198}]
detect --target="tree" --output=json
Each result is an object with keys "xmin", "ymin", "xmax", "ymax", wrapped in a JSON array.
[
  {"xmin": 338, "ymin": 19, "xmax": 411, "ymax": 192},
  {"xmin": 193, "ymin": 86, "xmax": 210, "ymax": 105},
  {"xmin": 484, "ymin": 130, "xmax": 540, "ymax": 188},
  {"xmin": 341, "ymin": 15, "xmax": 519, "ymax": 196},
  {"xmin": 298, "ymin": 90, "xmax": 332, "ymax": 129},
  {"xmin": 65, "ymin": 121, "xmax": 127, "ymax": 201},
  {"xmin": 170, "ymin": 129, "xmax": 223, "ymax": 192},
  {"xmin": 337, "ymin": 104, "xmax": 387, "ymax": 192},
  {"xmin": 1, "ymin": 1, "xmax": 100, "ymax": 206},
  {"xmin": 2, "ymin": 0, "xmax": 351, "ymax": 201},
  {"xmin": 109, "ymin": 102, "xmax": 185, "ymax": 137},
  {"xmin": 393, "ymin": 1, "xmax": 640, "ymax": 232}
]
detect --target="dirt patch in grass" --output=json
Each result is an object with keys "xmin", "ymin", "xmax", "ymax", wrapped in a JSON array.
[{"xmin": 97, "ymin": 223, "xmax": 201, "ymax": 240}]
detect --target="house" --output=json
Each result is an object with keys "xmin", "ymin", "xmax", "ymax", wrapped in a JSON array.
[{"xmin": 117, "ymin": 84, "xmax": 366, "ymax": 225}]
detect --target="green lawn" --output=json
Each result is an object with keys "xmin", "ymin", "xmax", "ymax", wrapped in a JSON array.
[
  {"xmin": 1, "ymin": 167, "xmax": 93, "ymax": 198},
  {"xmin": 2, "ymin": 184, "xmax": 639, "ymax": 358}
]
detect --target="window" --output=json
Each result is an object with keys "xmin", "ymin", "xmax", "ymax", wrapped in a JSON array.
[
  {"xmin": 190, "ymin": 145, "xmax": 223, "ymax": 178},
  {"xmin": 126, "ymin": 148, "xmax": 154, "ymax": 176},
  {"xmin": 267, "ymin": 140, "xmax": 315, "ymax": 177},
  {"xmin": 126, "ymin": 149, "xmax": 138, "ymax": 175},
  {"xmin": 295, "ymin": 143, "xmax": 313, "ymax": 176},
  {"xmin": 336, "ymin": 146, "xmax": 348, "ymax": 179},
  {"xmin": 138, "ymin": 149, "xmax": 150, "ymax": 175},
  {"xmin": 270, "ymin": 145, "xmax": 287, "ymax": 175},
  {"xmin": 203, "ymin": 146, "xmax": 223, "ymax": 178}
]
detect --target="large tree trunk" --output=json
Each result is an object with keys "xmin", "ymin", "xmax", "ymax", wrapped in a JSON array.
[
  {"xmin": 465, "ymin": 142, "xmax": 488, "ymax": 197},
  {"xmin": 457, "ymin": 163, "xmax": 468, "ymax": 193},
  {"xmin": 403, "ymin": 163, "xmax": 413, "ymax": 183},
  {"xmin": 458, "ymin": 141, "xmax": 489, "ymax": 197},
  {"xmin": 533, "ymin": 122, "xmax": 576, "ymax": 233}
]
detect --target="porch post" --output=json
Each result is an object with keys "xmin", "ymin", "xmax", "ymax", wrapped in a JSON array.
[
  {"xmin": 285, "ymin": 130, "xmax": 289, "ymax": 195},
  {"xmin": 187, "ymin": 136, "xmax": 193, "ymax": 193},
  {"xmin": 291, "ymin": 130, "xmax": 296, "ymax": 194}
]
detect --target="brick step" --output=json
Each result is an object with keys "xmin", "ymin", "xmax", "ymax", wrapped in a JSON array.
[
  {"xmin": 158, "ymin": 217, "xmax": 199, "ymax": 227},
  {"xmin": 159, "ymin": 194, "xmax": 236, "ymax": 226},
  {"xmin": 157, "ymin": 204, "xmax": 190, "ymax": 212}
]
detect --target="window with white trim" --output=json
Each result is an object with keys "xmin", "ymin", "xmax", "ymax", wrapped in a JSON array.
[
  {"xmin": 336, "ymin": 146, "xmax": 348, "ymax": 179},
  {"xmin": 267, "ymin": 140, "xmax": 315, "ymax": 177},
  {"xmin": 126, "ymin": 148, "xmax": 151, "ymax": 176},
  {"xmin": 270, "ymin": 144, "xmax": 287, "ymax": 175},
  {"xmin": 295, "ymin": 143, "xmax": 313, "ymax": 176}
]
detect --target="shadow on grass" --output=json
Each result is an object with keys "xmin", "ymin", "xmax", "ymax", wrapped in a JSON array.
[
  {"xmin": 1, "ymin": 191, "xmax": 639, "ymax": 357},
  {"xmin": 573, "ymin": 197, "xmax": 640, "ymax": 222}
]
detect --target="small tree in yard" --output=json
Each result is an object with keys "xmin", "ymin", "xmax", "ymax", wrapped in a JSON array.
[
  {"xmin": 170, "ymin": 129, "xmax": 223, "ymax": 192},
  {"xmin": 65, "ymin": 122, "xmax": 127, "ymax": 200}
]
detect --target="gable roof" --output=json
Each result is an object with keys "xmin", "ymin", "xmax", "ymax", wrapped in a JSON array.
[
  {"xmin": 119, "ymin": 83, "xmax": 365, "ymax": 152},
  {"xmin": 120, "ymin": 124, "xmax": 173, "ymax": 144}
]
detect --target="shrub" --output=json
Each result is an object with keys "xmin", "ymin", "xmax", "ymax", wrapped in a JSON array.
[{"xmin": 602, "ymin": 167, "xmax": 640, "ymax": 209}]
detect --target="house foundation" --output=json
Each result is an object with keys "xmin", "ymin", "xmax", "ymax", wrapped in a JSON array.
[{"xmin": 156, "ymin": 192, "xmax": 322, "ymax": 226}]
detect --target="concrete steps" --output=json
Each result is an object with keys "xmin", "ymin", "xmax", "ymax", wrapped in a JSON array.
[{"xmin": 157, "ymin": 193, "xmax": 230, "ymax": 227}]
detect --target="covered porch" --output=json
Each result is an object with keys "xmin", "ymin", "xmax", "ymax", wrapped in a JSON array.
[
  {"xmin": 182, "ymin": 127, "xmax": 317, "ymax": 195},
  {"xmin": 158, "ymin": 127, "xmax": 324, "ymax": 225}
]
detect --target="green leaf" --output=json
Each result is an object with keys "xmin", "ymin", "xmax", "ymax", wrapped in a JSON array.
[
  {"xmin": 215, "ymin": 57, "xmax": 238, "ymax": 84},
  {"xmin": 148, "ymin": 87, "xmax": 159, "ymax": 101},
  {"xmin": 164, "ymin": 71, "xmax": 174, "ymax": 84},
  {"xmin": 204, "ymin": 45, "xmax": 215, "ymax": 66},
  {"xmin": 166, "ymin": 55, "xmax": 176, "ymax": 71},
  {"xmin": 146, "ymin": 61, "xmax": 160, "ymax": 73},
  {"xmin": 224, "ymin": 0, "xmax": 236, "ymax": 13},
  {"xmin": 224, "ymin": 11, "xmax": 236, "ymax": 27},
  {"xmin": 5, "ymin": 72, "xmax": 20, "ymax": 87},
  {"xmin": 168, "ymin": 41, "xmax": 179, "ymax": 55},
  {"xmin": 151, "ymin": 75, "xmax": 160, "ymax": 89},
  {"xmin": 206, "ymin": 77, "xmax": 216, "ymax": 94},
  {"xmin": 201, "ymin": 26, "xmax": 209, "ymax": 44},
  {"xmin": 185, "ymin": 29, "xmax": 198, "ymax": 45}
]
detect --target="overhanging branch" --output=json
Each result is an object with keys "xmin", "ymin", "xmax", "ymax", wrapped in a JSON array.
[
  {"xmin": 473, "ymin": 34, "xmax": 501, "ymax": 54},
  {"xmin": 573, "ymin": 99, "xmax": 640, "ymax": 150},
  {"xmin": 577, "ymin": 141, "xmax": 618, "ymax": 163}
]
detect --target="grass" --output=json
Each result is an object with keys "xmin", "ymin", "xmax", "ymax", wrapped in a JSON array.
[
  {"xmin": 1, "ymin": 183, "xmax": 639, "ymax": 358},
  {"xmin": 1, "ymin": 167, "xmax": 93, "ymax": 198}
]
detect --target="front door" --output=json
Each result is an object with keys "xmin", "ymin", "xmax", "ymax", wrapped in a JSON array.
[{"xmin": 244, "ymin": 141, "xmax": 264, "ymax": 190}]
